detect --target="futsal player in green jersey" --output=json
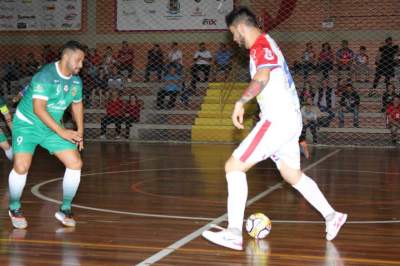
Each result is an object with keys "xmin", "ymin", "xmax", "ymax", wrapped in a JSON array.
[
  {"xmin": 8, "ymin": 41, "xmax": 85, "ymax": 229},
  {"xmin": 0, "ymin": 96, "xmax": 13, "ymax": 161}
]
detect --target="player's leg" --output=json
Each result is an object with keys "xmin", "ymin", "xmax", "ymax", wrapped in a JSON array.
[
  {"xmin": 42, "ymin": 133, "xmax": 82, "ymax": 227},
  {"xmin": 202, "ymin": 119, "xmax": 275, "ymax": 250},
  {"xmin": 276, "ymin": 138, "xmax": 347, "ymax": 241},
  {"xmin": 0, "ymin": 132, "xmax": 13, "ymax": 160},
  {"xmin": 8, "ymin": 125, "xmax": 39, "ymax": 229},
  {"xmin": 53, "ymin": 149, "xmax": 82, "ymax": 227}
]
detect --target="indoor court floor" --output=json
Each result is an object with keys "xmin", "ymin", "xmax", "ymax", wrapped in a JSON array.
[{"xmin": 0, "ymin": 142, "xmax": 399, "ymax": 265}]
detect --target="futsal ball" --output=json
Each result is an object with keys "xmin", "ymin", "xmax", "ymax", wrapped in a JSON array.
[{"xmin": 245, "ymin": 213, "xmax": 272, "ymax": 239}]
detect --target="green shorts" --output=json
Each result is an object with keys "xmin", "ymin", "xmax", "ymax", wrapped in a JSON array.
[
  {"xmin": 12, "ymin": 119, "xmax": 77, "ymax": 154},
  {"xmin": 0, "ymin": 132, "xmax": 7, "ymax": 143}
]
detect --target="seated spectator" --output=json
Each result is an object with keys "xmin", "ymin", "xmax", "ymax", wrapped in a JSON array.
[
  {"xmin": 3, "ymin": 59, "xmax": 21, "ymax": 95},
  {"xmin": 190, "ymin": 42, "xmax": 212, "ymax": 90},
  {"xmin": 354, "ymin": 46, "xmax": 370, "ymax": 82},
  {"xmin": 336, "ymin": 40, "xmax": 354, "ymax": 82},
  {"xmin": 318, "ymin": 42, "xmax": 333, "ymax": 81},
  {"xmin": 302, "ymin": 42, "xmax": 316, "ymax": 83},
  {"xmin": 87, "ymin": 48, "xmax": 102, "ymax": 67},
  {"xmin": 156, "ymin": 66, "xmax": 181, "ymax": 109},
  {"xmin": 179, "ymin": 75, "xmax": 192, "ymax": 108},
  {"xmin": 338, "ymin": 83, "xmax": 360, "ymax": 128},
  {"xmin": 145, "ymin": 44, "xmax": 164, "ymax": 82},
  {"xmin": 214, "ymin": 43, "xmax": 232, "ymax": 81},
  {"xmin": 316, "ymin": 79, "xmax": 335, "ymax": 127},
  {"xmin": 301, "ymin": 96, "xmax": 327, "ymax": 144},
  {"xmin": 101, "ymin": 46, "xmax": 117, "ymax": 75},
  {"xmin": 25, "ymin": 52, "xmax": 39, "ymax": 77},
  {"xmin": 382, "ymin": 83, "xmax": 397, "ymax": 112},
  {"xmin": 100, "ymin": 90, "xmax": 125, "ymax": 139},
  {"xmin": 116, "ymin": 41, "xmax": 134, "ymax": 82},
  {"xmin": 167, "ymin": 42, "xmax": 183, "ymax": 75},
  {"xmin": 0, "ymin": 96, "xmax": 13, "ymax": 161},
  {"xmin": 299, "ymin": 82, "xmax": 315, "ymax": 104},
  {"xmin": 386, "ymin": 95, "xmax": 400, "ymax": 144},
  {"xmin": 123, "ymin": 95, "xmax": 144, "ymax": 138},
  {"xmin": 107, "ymin": 64, "xmax": 124, "ymax": 92},
  {"xmin": 91, "ymin": 66, "xmax": 108, "ymax": 108}
]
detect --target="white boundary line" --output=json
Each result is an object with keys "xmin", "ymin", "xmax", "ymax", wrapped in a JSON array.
[{"xmin": 136, "ymin": 149, "xmax": 342, "ymax": 265}]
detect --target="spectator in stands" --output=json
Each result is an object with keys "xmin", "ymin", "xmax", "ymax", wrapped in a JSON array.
[
  {"xmin": 91, "ymin": 66, "xmax": 109, "ymax": 108},
  {"xmin": 156, "ymin": 66, "xmax": 181, "ymax": 109},
  {"xmin": 302, "ymin": 42, "xmax": 316, "ymax": 83},
  {"xmin": 338, "ymin": 83, "xmax": 360, "ymax": 128},
  {"xmin": 100, "ymin": 89, "xmax": 125, "ymax": 139},
  {"xmin": 123, "ymin": 95, "xmax": 144, "ymax": 138},
  {"xmin": 167, "ymin": 42, "xmax": 183, "ymax": 75},
  {"xmin": 107, "ymin": 64, "xmax": 124, "ymax": 92},
  {"xmin": 87, "ymin": 48, "xmax": 102, "ymax": 67},
  {"xmin": 317, "ymin": 79, "xmax": 335, "ymax": 127},
  {"xmin": 336, "ymin": 40, "xmax": 354, "ymax": 83},
  {"xmin": 180, "ymin": 74, "xmax": 192, "ymax": 108},
  {"xmin": 354, "ymin": 46, "xmax": 370, "ymax": 83},
  {"xmin": 386, "ymin": 95, "xmax": 400, "ymax": 144},
  {"xmin": 371, "ymin": 37, "xmax": 399, "ymax": 96},
  {"xmin": 145, "ymin": 44, "xmax": 164, "ymax": 82},
  {"xmin": 101, "ymin": 46, "xmax": 117, "ymax": 75},
  {"xmin": 214, "ymin": 43, "xmax": 232, "ymax": 81},
  {"xmin": 301, "ymin": 96, "xmax": 327, "ymax": 144},
  {"xmin": 25, "ymin": 52, "xmax": 39, "ymax": 77},
  {"xmin": 318, "ymin": 42, "xmax": 334, "ymax": 81},
  {"xmin": 191, "ymin": 42, "xmax": 212, "ymax": 82},
  {"xmin": 116, "ymin": 41, "xmax": 135, "ymax": 82},
  {"xmin": 42, "ymin": 45, "xmax": 58, "ymax": 64},
  {"xmin": 299, "ymin": 82, "xmax": 315, "ymax": 104},
  {"xmin": 3, "ymin": 59, "xmax": 22, "ymax": 95},
  {"xmin": 382, "ymin": 83, "xmax": 397, "ymax": 113}
]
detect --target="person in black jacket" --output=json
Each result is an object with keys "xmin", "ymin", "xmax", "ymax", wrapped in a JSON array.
[
  {"xmin": 338, "ymin": 83, "xmax": 360, "ymax": 127},
  {"xmin": 381, "ymin": 83, "xmax": 397, "ymax": 112}
]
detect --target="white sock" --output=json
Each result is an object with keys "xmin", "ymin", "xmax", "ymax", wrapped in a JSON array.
[
  {"xmin": 61, "ymin": 168, "xmax": 81, "ymax": 210},
  {"xmin": 5, "ymin": 147, "xmax": 13, "ymax": 161},
  {"xmin": 293, "ymin": 173, "xmax": 335, "ymax": 219},
  {"xmin": 8, "ymin": 169, "xmax": 27, "ymax": 210},
  {"xmin": 226, "ymin": 171, "xmax": 248, "ymax": 232}
]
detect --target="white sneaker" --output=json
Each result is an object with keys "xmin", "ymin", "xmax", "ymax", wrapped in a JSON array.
[
  {"xmin": 325, "ymin": 212, "xmax": 347, "ymax": 241},
  {"xmin": 202, "ymin": 226, "xmax": 243, "ymax": 251},
  {"xmin": 115, "ymin": 135, "xmax": 122, "ymax": 139},
  {"xmin": 8, "ymin": 209, "xmax": 28, "ymax": 229},
  {"xmin": 99, "ymin": 135, "xmax": 106, "ymax": 140},
  {"xmin": 55, "ymin": 209, "xmax": 76, "ymax": 227}
]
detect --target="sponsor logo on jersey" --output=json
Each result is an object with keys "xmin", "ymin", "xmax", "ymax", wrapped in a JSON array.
[{"xmin": 263, "ymin": 48, "xmax": 274, "ymax": 60}]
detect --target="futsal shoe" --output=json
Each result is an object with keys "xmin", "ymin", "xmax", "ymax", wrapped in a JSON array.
[
  {"xmin": 8, "ymin": 209, "xmax": 28, "ymax": 229},
  {"xmin": 325, "ymin": 212, "xmax": 347, "ymax": 241},
  {"xmin": 202, "ymin": 226, "xmax": 243, "ymax": 251},
  {"xmin": 55, "ymin": 209, "xmax": 76, "ymax": 227}
]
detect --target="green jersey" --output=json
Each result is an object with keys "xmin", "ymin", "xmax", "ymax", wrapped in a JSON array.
[{"xmin": 15, "ymin": 62, "xmax": 82, "ymax": 131}]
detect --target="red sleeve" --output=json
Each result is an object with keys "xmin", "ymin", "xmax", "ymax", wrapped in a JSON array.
[{"xmin": 250, "ymin": 41, "xmax": 278, "ymax": 69}]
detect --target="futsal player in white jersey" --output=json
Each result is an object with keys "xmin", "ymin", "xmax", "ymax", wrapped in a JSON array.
[{"xmin": 202, "ymin": 6, "xmax": 347, "ymax": 250}]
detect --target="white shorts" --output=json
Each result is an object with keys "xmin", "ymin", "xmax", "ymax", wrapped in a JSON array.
[{"xmin": 232, "ymin": 113, "xmax": 302, "ymax": 170}]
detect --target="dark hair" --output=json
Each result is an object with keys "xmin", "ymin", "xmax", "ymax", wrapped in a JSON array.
[
  {"xmin": 61, "ymin": 40, "xmax": 85, "ymax": 55},
  {"xmin": 386, "ymin": 37, "xmax": 392, "ymax": 42},
  {"xmin": 225, "ymin": 6, "xmax": 258, "ymax": 28},
  {"xmin": 360, "ymin": 46, "xmax": 366, "ymax": 50}
]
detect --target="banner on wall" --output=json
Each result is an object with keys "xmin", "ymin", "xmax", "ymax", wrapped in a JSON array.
[
  {"xmin": 116, "ymin": 0, "xmax": 234, "ymax": 31},
  {"xmin": 0, "ymin": 0, "xmax": 82, "ymax": 31}
]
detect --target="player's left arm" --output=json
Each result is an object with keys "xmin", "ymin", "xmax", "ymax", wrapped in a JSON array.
[{"xmin": 0, "ymin": 105, "xmax": 12, "ymax": 130}]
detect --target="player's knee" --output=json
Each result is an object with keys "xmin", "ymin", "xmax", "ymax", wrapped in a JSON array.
[
  {"xmin": 225, "ymin": 156, "xmax": 247, "ymax": 173},
  {"xmin": 13, "ymin": 162, "xmax": 30, "ymax": 175},
  {"xmin": 66, "ymin": 157, "xmax": 83, "ymax": 170}
]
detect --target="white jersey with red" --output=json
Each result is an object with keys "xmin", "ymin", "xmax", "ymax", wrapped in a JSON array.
[
  {"xmin": 249, "ymin": 34, "xmax": 300, "ymax": 121},
  {"xmin": 232, "ymin": 34, "xmax": 302, "ymax": 169}
]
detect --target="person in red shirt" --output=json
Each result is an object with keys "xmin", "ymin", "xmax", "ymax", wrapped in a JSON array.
[
  {"xmin": 116, "ymin": 41, "xmax": 134, "ymax": 82},
  {"xmin": 100, "ymin": 90, "xmax": 125, "ymax": 139},
  {"xmin": 123, "ymin": 95, "xmax": 144, "ymax": 138},
  {"xmin": 386, "ymin": 95, "xmax": 400, "ymax": 144}
]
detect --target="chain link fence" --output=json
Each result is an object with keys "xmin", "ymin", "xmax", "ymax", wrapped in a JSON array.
[{"xmin": 0, "ymin": 0, "xmax": 399, "ymax": 146}]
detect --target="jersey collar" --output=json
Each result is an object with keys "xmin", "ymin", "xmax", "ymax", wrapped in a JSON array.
[
  {"xmin": 250, "ymin": 33, "xmax": 266, "ymax": 50},
  {"xmin": 55, "ymin": 61, "xmax": 72, "ymax": 80}
]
